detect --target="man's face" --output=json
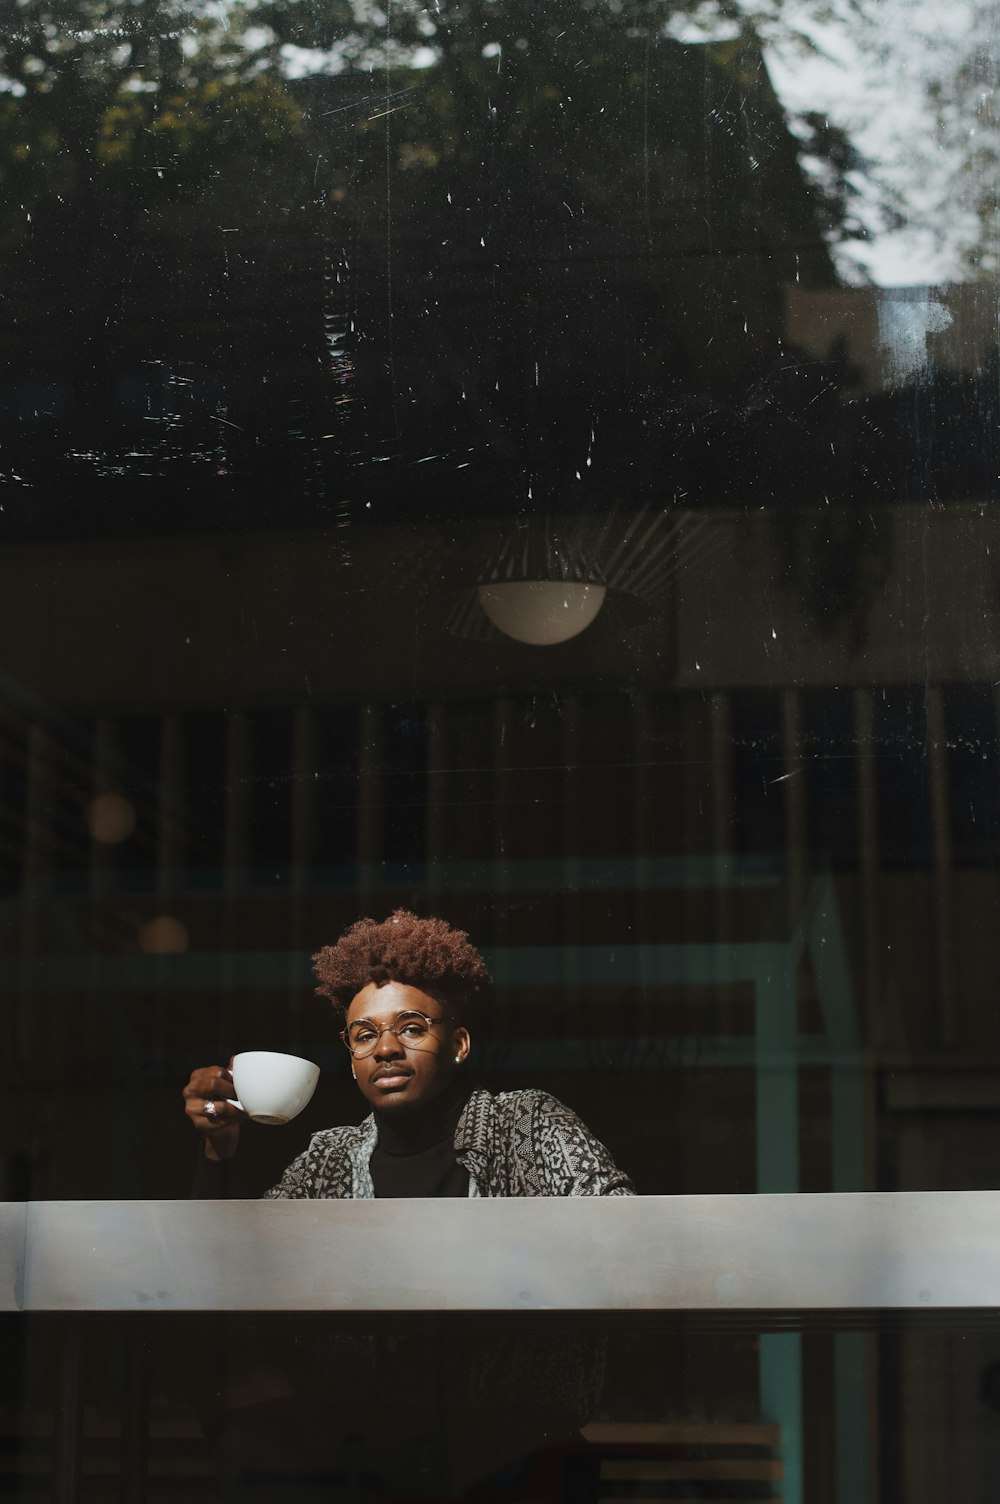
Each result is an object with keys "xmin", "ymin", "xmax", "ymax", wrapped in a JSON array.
[{"xmin": 345, "ymin": 979, "xmax": 470, "ymax": 1114}]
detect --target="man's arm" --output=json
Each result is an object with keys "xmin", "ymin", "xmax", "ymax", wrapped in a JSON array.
[{"xmin": 259, "ymin": 1130, "xmax": 355, "ymax": 1199}]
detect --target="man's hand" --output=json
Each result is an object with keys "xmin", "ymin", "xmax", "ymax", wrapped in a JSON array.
[{"xmin": 183, "ymin": 1061, "xmax": 243, "ymax": 1160}]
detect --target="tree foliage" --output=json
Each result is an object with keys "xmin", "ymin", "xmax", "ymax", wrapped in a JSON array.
[{"xmin": 0, "ymin": 0, "xmax": 900, "ymax": 545}]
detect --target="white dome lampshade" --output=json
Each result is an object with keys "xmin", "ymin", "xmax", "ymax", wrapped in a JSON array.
[
  {"xmin": 476, "ymin": 580, "xmax": 607, "ymax": 645},
  {"xmin": 446, "ymin": 509, "xmax": 700, "ymax": 645}
]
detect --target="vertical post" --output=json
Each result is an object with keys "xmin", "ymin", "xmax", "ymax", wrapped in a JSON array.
[
  {"xmin": 51, "ymin": 1318, "xmax": 83, "ymax": 1504},
  {"xmin": 156, "ymin": 714, "xmax": 185, "ymax": 906},
  {"xmin": 83, "ymin": 718, "xmax": 143, "ymax": 1196},
  {"xmin": 88, "ymin": 718, "xmax": 117, "ymax": 900},
  {"xmin": 709, "ymin": 690, "xmax": 735, "ymax": 1075},
  {"xmin": 119, "ymin": 1331, "xmax": 150, "ymax": 1504},
  {"xmin": 223, "ymin": 710, "xmax": 251, "ymax": 886},
  {"xmin": 755, "ymin": 953, "xmax": 800, "ymax": 1504},
  {"xmin": 23, "ymin": 725, "xmax": 54, "ymax": 887},
  {"xmin": 755, "ymin": 957, "xmax": 799, "ymax": 1194},
  {"xmin": 808, "ymin": 880, "xmax": 866, "ymax": 1191},
  {"xmin": 289, "ymin": 707, "xmax": 317, "ymax": 1035},
  {"xmin": 149, "ymin": 714, "xmax": 185, "ymax": 1062},
  {"xmin": 562, "ymin": 694, "xmax": 582, "ymax": 1009},
  {"xmin": 760, "ymin": 1334, "xmax": 803, "ymax": 1504},
  {"xmin": 426, "ymin": 700, "xmax": 448, "ymax": 902},
  {"xmin": 853, "ymin": 690, "xmax": 883, "ymax": 1044},
  {"xmin": 358, "ymin": 703, "xmax": 383, "ymax": 902},
  {"xmin": 830, "ymin": 1019, "xmax": 872, "ymax": 1504},
  {"xmin": 830, "ymin": 1333, "xmax": 870, "ymax": 1504},
  {"xmin": 709, "ymin": 691, "xmax": 734, "ymax": 957},
  {"xmin": 832, "ymin": 1060, "xmax": 874, "ymax": 1504},
  {"xmin": 492, "ymin": 696, "xmax": 513, "ymax": 973},
  {"xmin": 632, "ymin": 692, "xmax": 652, "ymax": 1000},
  {"xmin": 925, "ymin": 686, "xmax": 955, "ymax": 1045},
  {"xmin": 0, "ymin": 724, "xmax": 9, "ymax": 1066},
  {"xmin": 808, "ymin": 879, "xmax": 871, "ymax": 1504},
  {"xmin": 19, "ymin": 723, "xmax": 55, "ymax": 1063},
  {"xmin": 219, "ymin": 710, "xmax": 251, "ymax": 1051},
  {"xmin": 781, "ymin": 689, "xmax": 807, "ymax": 935},
  {"xmin": 86, "ymin": 719, "xmax": 117, "ymax": 1064}
]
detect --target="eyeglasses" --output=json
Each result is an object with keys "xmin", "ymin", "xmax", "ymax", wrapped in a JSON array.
[{"xmin": 340, "ymin": 1009, "xmax": 448, "ymax": 1058}]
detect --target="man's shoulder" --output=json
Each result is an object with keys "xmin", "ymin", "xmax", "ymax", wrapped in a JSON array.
[
  {"xmin": 475, "ymin": 1087, "xmax": 581, "ymax": 1143},
  {"xmin": 490, "ymin": 1087, "xmax": 569, "ymax": 1119},
  {"xmin": 464, "ymin": 1086, "xmax": 551, "ymax": 1124}
]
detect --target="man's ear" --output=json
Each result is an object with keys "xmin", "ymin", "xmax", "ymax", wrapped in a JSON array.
[{"xmin": 452, "ymin": 1026, "xmax": 471, "ymax": 1064}]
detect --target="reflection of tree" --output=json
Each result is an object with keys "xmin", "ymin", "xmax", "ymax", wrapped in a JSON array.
[
  {"xmin": 0, "ymin": 0, "xmax": 885, "ymax": 541},
  {"xmin": 0, "ymin": 1, "xmax": 334, "ymax": 519},
  {"xmin": 0, "ymin": 2, "xmax": 286, "ymax": 199},
  {"xmin": 302, "ymin": 14, "xmax": 856, "ymax": 527},
  {"xmin": 924, "ymin": 1, "xmax": 1000, "ymax": 274}
]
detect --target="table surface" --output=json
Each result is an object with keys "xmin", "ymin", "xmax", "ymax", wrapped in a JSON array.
[{"xmin": 3, "ymin": 1192, "xmax": 1000, "ymax": 1315}]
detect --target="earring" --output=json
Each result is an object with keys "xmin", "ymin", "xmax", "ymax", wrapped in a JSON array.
[{"xmin": 454, "ymin": 1055, "xmax": 461, "ymax": 1064}]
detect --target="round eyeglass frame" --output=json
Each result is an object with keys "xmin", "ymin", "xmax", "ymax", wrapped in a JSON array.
[{"xmin": 339, "ymin": 1008, "xmax": 449, "ymax": 1059}]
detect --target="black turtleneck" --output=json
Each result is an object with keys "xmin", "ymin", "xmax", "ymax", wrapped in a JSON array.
[{"xmin": 369, "ymin": 1076, "xmax": 473, "ymax": 1199}]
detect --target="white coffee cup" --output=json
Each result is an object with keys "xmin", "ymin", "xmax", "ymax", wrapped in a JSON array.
[{"xmin": 231, "ymin": 1051, "xmax": 320, "ymax": 1126}]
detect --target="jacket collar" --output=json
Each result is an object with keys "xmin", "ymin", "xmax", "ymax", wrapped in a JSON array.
[
  {"xmin": 453, "ymin": 1086, "xmax": 493, "ymax": 1179},
  {"xmin": 349, "ymin": 1085, "xmax": 493, "ymax": 1197}
]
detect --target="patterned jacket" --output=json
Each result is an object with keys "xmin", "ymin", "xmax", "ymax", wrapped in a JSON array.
[{"xmin": 262, "ymin": 1087, "xmax": 634, "ymax": 1199}]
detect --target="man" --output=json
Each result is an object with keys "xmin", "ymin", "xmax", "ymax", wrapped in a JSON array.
[{"xmin": 183, "ymin": 909, "xmax": 632, "ymax": 1499}]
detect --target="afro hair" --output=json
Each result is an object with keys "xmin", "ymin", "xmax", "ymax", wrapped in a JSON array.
[{"xmin": 312, "ymin": 908, "xmax": 492, "ymax": 1020}]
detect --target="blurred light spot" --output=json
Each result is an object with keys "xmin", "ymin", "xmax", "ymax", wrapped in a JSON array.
[
  {"xmin": 88, "ymin": 792, "xmax": 137, "ymax": 844},
  {"xmin": 139, "ymin": 916, "xmax": 189, "ymax": 954}
]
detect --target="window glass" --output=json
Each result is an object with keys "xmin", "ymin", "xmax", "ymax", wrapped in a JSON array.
[{"xmin": 3, "ymin": 1, "xmax": 1000, "ymax": 1500}]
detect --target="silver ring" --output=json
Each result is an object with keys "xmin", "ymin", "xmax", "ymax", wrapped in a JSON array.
[{"xmin": 204, "ymin": 1099, "xmax": 217, "ymax": 1120}]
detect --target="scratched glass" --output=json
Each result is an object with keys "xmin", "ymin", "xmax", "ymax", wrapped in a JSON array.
[{"xmin": 4, "ymin": 1, "xmax": 1000, "ymax": 1502}]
